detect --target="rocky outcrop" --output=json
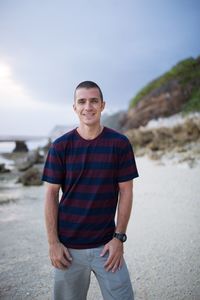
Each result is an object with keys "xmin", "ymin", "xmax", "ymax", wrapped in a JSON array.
[
  {"xmin": 121, "ymin": 56, "xmax": 200, "ymax": 131},
  {"xmin": 127, "ymin": 116, "xmax": 200, "ymax": 150},
  {"xmin": 126, "ymin": 114, "xmax": 200, "ymax": 167},
  {"xmin": 16, "ymin": 150, "xmax": 43, "ymax": 171},
  {"xmin": 0, "ymin": 163, "xmax": 10, "ymax": 173},
  {"xmin": 121, "ymin": 80, "xmax": 190, "ymax": 130},
  {"xmin": 18, "ymin": 167, "xmax": 42, "ymax": 186},
  {"xmin": 13, "ymin": 141, "xmax": 29, "ymax": 153},
  {"xmin": 0, "ymin": 149, "xmax": 45, "ymax": 188}
]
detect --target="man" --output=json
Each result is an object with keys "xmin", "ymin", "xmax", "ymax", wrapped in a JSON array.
[{"xmin": 42, "ymin": 81, "xmax": 139, "ymax": 300}]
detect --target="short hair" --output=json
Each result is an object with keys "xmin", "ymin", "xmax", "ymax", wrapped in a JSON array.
[{"xmin": 74, "ymin": 81, "xmax": 103, "ymax": 101}]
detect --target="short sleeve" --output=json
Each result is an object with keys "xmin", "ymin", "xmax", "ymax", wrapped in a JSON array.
[
  {"xmin": 117, "ymin": 138, "xmax": 139, "ymax": 183},
  {"xmin": 42, "ymin": 144, "xmax": 65, "ymax": 185}
]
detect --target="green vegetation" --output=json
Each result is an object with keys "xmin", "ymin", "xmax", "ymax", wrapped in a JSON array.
[
  {"xmin": 182, "ymin": 88, "xmax": 200, "ymax": 113},
  {"xmin": 129, "ymin": 56, "xmax": 200, "ymax": 112}
]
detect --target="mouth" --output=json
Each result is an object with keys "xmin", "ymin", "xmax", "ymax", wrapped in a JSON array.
[{"xmin": 83, "ymin": 113, "xmax": 95, "ymax": 118}]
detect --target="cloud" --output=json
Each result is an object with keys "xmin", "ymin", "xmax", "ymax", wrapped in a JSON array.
[
  {"xmin": 0, "ymin": 61, "xmax": 77, "ymax": 135},
  {"xmin": 0, "ymin": 0, "xmax": 200, "ymax": 135}
]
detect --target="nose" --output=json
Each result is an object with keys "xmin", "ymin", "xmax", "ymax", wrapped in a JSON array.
[{"xmin": 85, "ymin": 100, "xmax": 92, "ymax": 110}]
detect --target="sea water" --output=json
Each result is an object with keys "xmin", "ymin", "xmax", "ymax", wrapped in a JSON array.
[
  {"xmin": 0, "ymin": 139, "xmax": 48, "ymax": 168},
  {"xmin": 0, "ymin": 139, "xmax": 48, "ymax": 153}
]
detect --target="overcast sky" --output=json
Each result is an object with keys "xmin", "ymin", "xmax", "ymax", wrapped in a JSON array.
[{"xmin": 0, "ymin": 0, "xmax": 200, "ymax": 136}]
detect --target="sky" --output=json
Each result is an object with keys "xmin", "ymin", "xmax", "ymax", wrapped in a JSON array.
[{"xmin": 0, "ymin": 0, "xmax": 200, "ymax": 136}]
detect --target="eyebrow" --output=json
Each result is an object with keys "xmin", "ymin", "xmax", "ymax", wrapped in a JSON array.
[{"xmin": 77, "ymin": 97, "xmax": 99, "ymax": 101}]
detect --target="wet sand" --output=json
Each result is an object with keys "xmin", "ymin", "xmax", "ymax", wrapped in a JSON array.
[{"xmin": 0, "ymin": 157, "xmax": 200, "ymax": 299}]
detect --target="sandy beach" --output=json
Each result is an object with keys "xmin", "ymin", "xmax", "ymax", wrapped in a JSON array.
[{"xmin": 0, "ymin": 156, "xmax": 200, "ymax": 300}]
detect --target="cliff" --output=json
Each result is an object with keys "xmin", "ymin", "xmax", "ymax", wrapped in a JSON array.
[
  {"xmin": 120, "ymin": 56, "xmax": 200, "ymax": 130},
  {"xmin": 102, "ymin": 56, "xmax": 200, "ymax": 167}
]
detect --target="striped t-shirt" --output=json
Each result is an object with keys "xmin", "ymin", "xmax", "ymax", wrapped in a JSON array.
[{"xmin": 42, "ymin": 127, "xmax": 139, "ymax": 249}]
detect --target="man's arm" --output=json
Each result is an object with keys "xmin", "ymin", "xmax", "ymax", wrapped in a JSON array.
[
  {"xmin": 115, "ymin": 180, "xmax": 133, "ymax": 233},
  {"xmin": 44, "ymin": 182, "xmax": 72, "ymax": 269},
  {"xmin": 100, "ymin": 180, "xmax": 133, "ymax": 272}
]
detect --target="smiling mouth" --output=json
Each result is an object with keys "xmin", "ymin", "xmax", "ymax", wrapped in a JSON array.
[{"xmin": 83, "ymin": 113, "xmax": 95, "ymax": 117}]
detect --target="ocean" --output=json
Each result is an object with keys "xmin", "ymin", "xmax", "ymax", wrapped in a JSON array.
[
  {"xmin": 0, "ymin": 139, "xmax": 48, "ymax": 154},
  {"xmin": 0, "ymin": 139, "xmax": 49, "ymax": 169}
]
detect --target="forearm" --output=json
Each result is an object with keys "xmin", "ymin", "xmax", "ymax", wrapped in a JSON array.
[
  {"xmin": 101, "ymin": 181, "xmax": 133, "ymax": 272},
  {"xmin": 44, "ymin": 187, "xmax": 60, "ymax": 245},
  {"xmin": 44, "ymin": 184, "xmax": 72, "ymax": 269},
  {"xmin": 116, "ymin": 181, "xmax": 133, "ymax": 233}
]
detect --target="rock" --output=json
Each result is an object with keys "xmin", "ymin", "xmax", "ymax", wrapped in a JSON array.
[
  {"xmin": 18, "ymin": 167, "xmax": 42, "ymax": 186},
  {"xmin": 127, "ymin": 116, "xmax": 200, "ymax": 151},
  {"xmin": 148, "ymin": 151, "xmax": 163, "ymax": 161},
  {"xmin": 126, "ymin": 115, "xmax": 200, "ymax": 166},
  {"xmin": 0, "ymin": 163, "xmax": 10, "ymax": 173},
  {"xmin": 17, "ymin": 160, "xmax": 34, "ymax": 172},
  {"xmin": 16, "ymin": 150, "xmax": 43, "ymax": 171},
  {"xmin": 121, "ymin": 56, "xmax": 200, "ymax": 131},
  {"xmin": 13, "ymin": 141, "xmax": 29, "ymax": 153},
  {"xmin": 121, "ymin": 80, "xmax": 190, "ymax": 130}
]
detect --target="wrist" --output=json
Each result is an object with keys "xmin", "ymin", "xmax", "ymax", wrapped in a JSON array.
[
  {"xmin": 113, "ymin": 232, "xmax": 127, "ymax": 243},
  {"xmin": 48, "ymin": 239, "xmax": 60, "ymax": 246}
]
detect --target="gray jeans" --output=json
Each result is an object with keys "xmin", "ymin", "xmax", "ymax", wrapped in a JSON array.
[{"xmin": 53, "ymin": 246, "xmax": 134, "ymax": 300}]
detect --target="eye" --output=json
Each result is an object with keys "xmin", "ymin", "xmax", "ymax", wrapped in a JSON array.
[
  {"xmin": 77, "ymin": 99, "xmax": 85, "ymax": 104},
  {"xmin": 91, "ymin": 99, "xmax": 99, "ymax": 104}
]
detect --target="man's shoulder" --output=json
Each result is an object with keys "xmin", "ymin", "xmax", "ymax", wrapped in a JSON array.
[
  {"xmin": 52, "ymin": 129, "xmax": 76, "ymax": 147},
  {"xmin": 104, "ymin": 127, "xmax": 130, "ymax": 143}
]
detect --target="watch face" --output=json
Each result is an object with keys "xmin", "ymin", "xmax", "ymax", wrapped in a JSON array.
[
  {"xmin": 114, "ymin": 233, "xmax": 127, "ymax": 242},
  {"xmin": 122, "ymin": 234, "xmax": 127, "ymax": 242}
]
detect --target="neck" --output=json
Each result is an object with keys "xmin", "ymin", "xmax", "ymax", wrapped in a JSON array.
[{"xmin": 77, "ymin": 124, "xmax": 103, "ymax": 140}]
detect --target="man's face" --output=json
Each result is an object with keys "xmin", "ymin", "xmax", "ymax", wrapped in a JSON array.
[{"xmin": 73, "ymin": 88, "xmax": 105, "ymax": 126}]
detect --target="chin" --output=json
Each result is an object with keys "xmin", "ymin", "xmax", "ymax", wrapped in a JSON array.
[{"xmin": 83, "ymin": 119, "xmax": 99, "ymax": 126}]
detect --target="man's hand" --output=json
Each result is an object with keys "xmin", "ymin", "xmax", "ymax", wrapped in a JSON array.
[
  {"xmin": 100, "ymin": 238, "xmax": 124, "ymax": 272},
  {"xmin": 49, "ymin": 242, "xmax": 72, "ymax": 270}
]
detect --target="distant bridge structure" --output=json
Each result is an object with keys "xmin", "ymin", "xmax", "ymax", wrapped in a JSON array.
[{"xmin": 0, "ymin": 135, "xmax": 49, "ymax": 152}]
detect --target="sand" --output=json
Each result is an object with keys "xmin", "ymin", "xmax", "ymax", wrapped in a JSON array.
[{"xmin": 0, "ymin": 157, "xmax": 200, "ymax": 300}]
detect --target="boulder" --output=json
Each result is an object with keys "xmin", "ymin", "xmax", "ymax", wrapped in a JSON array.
[
  {"xmin": 13, "ymin": 141, "xmax": 29, "ymax": 153},
  {"xmin": 18, "ymin": 167, "xmax": 42, "ymax": 186},
  {"xmin": 16, "ymin": 150, "xmax": 43, "ymax": 171},
  {"xmin": 0, "ymin": 163, "xmax": 10, "ymax": 173}
]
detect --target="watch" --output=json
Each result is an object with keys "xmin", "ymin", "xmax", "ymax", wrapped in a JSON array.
[{"xmin": 113, "ymin": 232, "xmax": 127, "ymax": 243}]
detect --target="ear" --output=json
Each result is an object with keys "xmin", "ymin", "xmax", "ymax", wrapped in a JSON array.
[
  {"xmin": 101, "ymin": 101, "xmax": 106, "ymax": 112},
  {"xmin": 73, "ymin": 103, "xmax": 76, "ymax": 112}
]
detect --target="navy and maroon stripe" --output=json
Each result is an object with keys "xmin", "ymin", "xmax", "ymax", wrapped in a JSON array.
[{"xmin": 42, "ymin": 127, "xmax": 139, "ymax": 249}]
